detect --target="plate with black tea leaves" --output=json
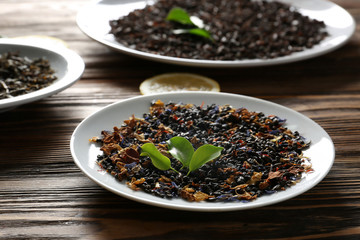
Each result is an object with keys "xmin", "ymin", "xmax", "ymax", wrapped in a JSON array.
[
  {"xmin": 77, "ymin": 0, "xmax": 355, "ymax": 67},
  {"xmin": 0, "ymin": 38, "xmax": 84, "ymax": 112},
  {"xmin": 71, "ymin": 92, "xmax": 335, "ymax": 212}
]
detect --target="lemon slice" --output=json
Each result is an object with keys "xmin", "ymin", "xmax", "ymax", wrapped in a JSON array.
[
  {"xmin": 12, "ymin": 35, "xmax": 68, "ymax": 49},
  {"xmin": 140, "ymin": 73, "xmax": 220, "ymax": 95}
]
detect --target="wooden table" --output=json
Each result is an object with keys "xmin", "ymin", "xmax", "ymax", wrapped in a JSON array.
[{"xmin": 1, "ymin": 0, "xmax": 359, "ymax": 239}]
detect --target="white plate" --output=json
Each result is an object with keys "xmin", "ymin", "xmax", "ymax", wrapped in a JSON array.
[
  {"xmin": 70, "ymin": 92, "xmax": 335, "ymax": 212},
  {"xmin": 77, "ymin": 0, "xmax": 355, "ymax": 67},
  {"xmin": 0, "ymin": 39, "xmax": 84, "ymax": 111}
]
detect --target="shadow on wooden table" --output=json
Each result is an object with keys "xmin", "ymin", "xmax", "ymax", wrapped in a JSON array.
[{"xmin": 83, "ymin": 188, "xmax": 350, "ymax": 240}]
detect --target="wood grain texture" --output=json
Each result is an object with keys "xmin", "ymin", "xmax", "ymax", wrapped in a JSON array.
[{"xmin": 0, "ymin": 0, "xmax": 360, "ymax": 239}]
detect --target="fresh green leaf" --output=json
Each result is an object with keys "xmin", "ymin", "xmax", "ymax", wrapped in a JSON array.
[
  {"xmin": 140, "ymin": 143, "xmax": 172, "ymax": 171},
  {"xmin": 173, "ymin": 28, "xmax": 213, "ymax": 41},
  {"xmin": 167, "ymin": 136, "xmax": 194, "ymax": 168},
  {"xmin": 188, "ymin": 28, "xmax": 213, "ymax": 41},
  {"xmin": 188, "ymin": 144, "xmax": 224, "ymax": 174},
  {"xmin": 166, "ymin": 7, "xmax": 194, "ymax": 25}
]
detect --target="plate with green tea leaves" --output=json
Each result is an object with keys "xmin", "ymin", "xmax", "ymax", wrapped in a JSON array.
[
  {"xmin": 70, "ymin": 92, "xmax": 335, "ymax": 212},
  {"xmin": 0, "ymin": 38, "xmax": 84, "ymax": 112},
  {"xmin": 76, "ymin": 0, "xmax": 355, "ymax": 67}
]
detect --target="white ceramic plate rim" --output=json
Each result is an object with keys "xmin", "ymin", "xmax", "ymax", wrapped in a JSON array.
[
  {"xmin": 76, "ymin": 0, "xmax": 355, "ymax": 67},
  {"xmin": 0, "ymin": 39, "xmax": 85, "ymax": 110},
  {"xmin": 70, "ymin": 92, "xmax": 335, "ymax": 212}
]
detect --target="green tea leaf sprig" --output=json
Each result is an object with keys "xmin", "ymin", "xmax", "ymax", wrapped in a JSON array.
[
  {"xmin": 166, "ymin": 7, "xmax": 214, "ymax": 41},
  {"xmin": 140, "ymin": 136, "xmax": 223, "ymax": 175}
]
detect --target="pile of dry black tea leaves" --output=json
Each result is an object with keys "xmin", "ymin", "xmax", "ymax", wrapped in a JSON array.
[
  {"xmin": 92, "ymin": 100, "xmax": 312, "ymax": 202},
  {"xmin": 0, "ymin": 52, "xmax": 57, "ymax": 100},
  {"xmin": 109, "ymin": 0, "xmax": 328, "ymax": 60}
]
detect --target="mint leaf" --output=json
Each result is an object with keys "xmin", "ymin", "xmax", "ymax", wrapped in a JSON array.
[
  {"xmin": 166, "ymin": 7, "xmax": 193, "ymax": 25},
  {"xmin": 140, "ymin": 143, "xmax": 172, "ymax": 171},
  {"xmin": 188, "ymin": 144, "xmax": 223, "ymax": 175},
  {"xmin": 167, "ymin": 136, "xmax": 194, "ymax": 168}
]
